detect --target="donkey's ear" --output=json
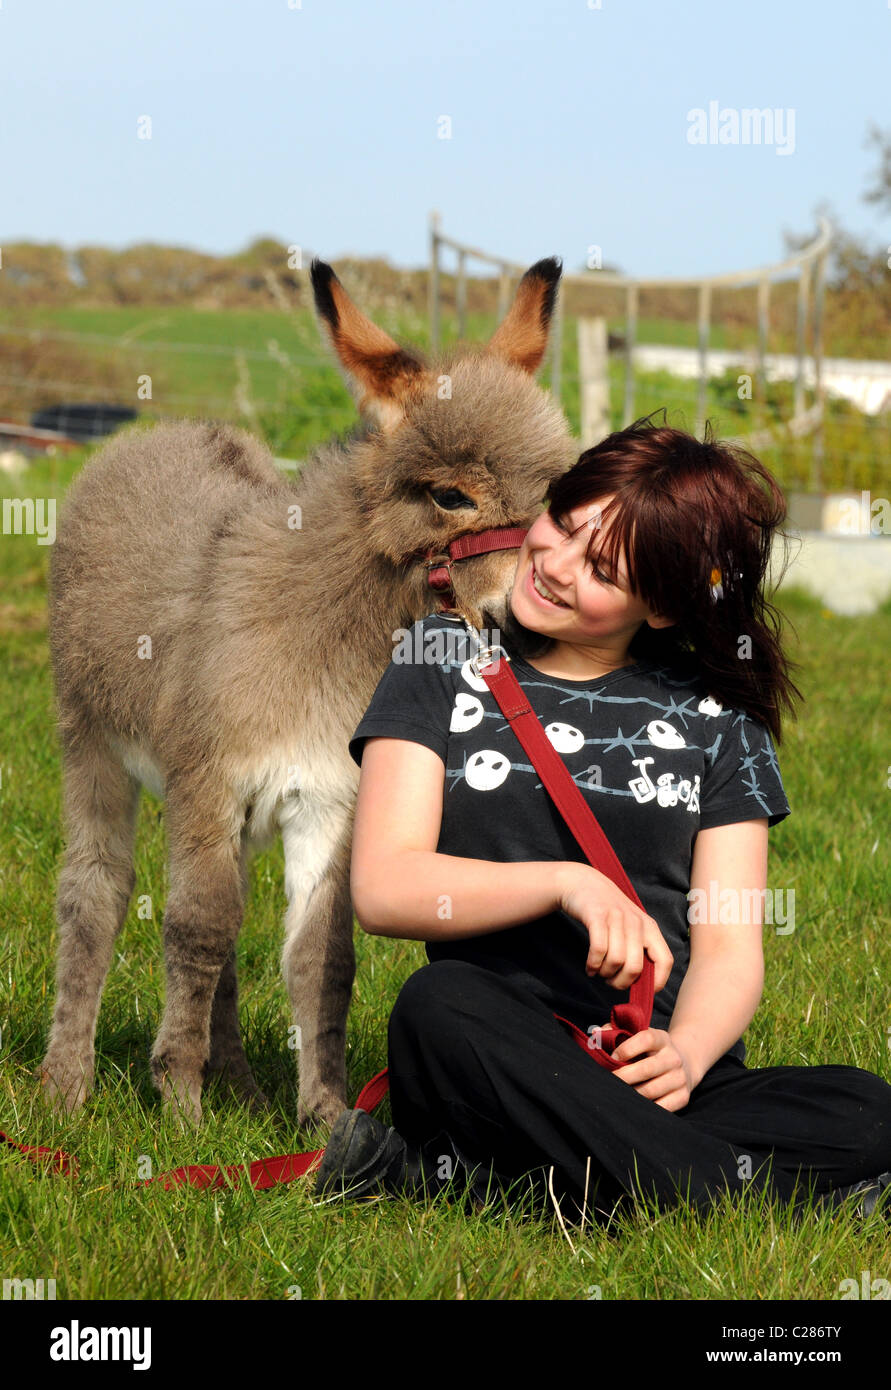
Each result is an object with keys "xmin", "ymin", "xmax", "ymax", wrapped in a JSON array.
[
  {"xmin": 310, "ymin": 259, "xmax": 427, "ymax": 431},
  {"xmin": 486, "ymin": 256, "xmax": 562, "ymax": 375}
]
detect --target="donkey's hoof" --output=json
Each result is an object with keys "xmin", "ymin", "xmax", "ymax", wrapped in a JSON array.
[
  {"xmin": 206, "ymin": 1065, "xmax": 270, "ymax": 1113},
  {"xmin": 298, "ymin": 1090, "xmax": 348, "ymax": 1131},
  {"xmin": 151, "ymin": 1055, "xmax": 203, "ymax": 1126},
  {"xmin": 236, "ymin": 1076, "xmax": 270, "ymax": 1113},
  {"xmin": 159, "ymin": 1085, "xmax": 203, "ymax": 1128},
  {"xmin": 38, "ymin": 1054, "xmax": 92, "ymax": 1113}
]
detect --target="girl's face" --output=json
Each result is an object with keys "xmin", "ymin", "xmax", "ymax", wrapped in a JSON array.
[{"xmin": 508, "ymin": 497, "xmax": 674, "ymax": 644}]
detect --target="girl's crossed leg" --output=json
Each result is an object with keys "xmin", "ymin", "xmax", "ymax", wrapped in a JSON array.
[{"xmin": 386, "ymin": 959, "xmax": 891, "ymax": 1222}]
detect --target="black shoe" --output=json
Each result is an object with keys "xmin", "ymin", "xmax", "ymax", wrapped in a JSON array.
[
  {"xmin": 824, "ymin": 1171, "xmax": 891, "ymax": 1219},
  {"xmin": 315, "ymin": 1109, "xmax": 418, "ymax": 1199},
  {"xmin": 315, "ymin": 1109, "xmax": 503, "ymax": 1208}
]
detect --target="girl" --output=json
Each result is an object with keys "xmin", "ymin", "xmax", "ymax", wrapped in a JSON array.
[{"xmin": 316, "ymin": 413, "xmax": 891, "ymax": 1225}]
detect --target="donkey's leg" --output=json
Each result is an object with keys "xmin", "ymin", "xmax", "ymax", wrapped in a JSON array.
[
  {"xmin": 206, "ymin": 952, "xmax": 268, "ymax": 1111},
  {"xmin": 205, "ymin": 835, "xmax": 268, "ymax": 1110},
  {"xmin": 204, "ymin": 822, "xmax": 264, "ymax": 1106},
  {"xmin": 150, "ymin": 795, "xmax": 244, "ymax": 1126},
  {"xmin": 40, "ymin": 728, "xmax": 140, "ymax": 1113},
  {"xmin": 280, "ymin": 804, "xmax": 356, "ymax": 1129}
]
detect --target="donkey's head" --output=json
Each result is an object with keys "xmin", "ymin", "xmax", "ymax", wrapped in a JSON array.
[{"xmin": 310, "ymin": 256, "xmax": 577, "ymax": 632}]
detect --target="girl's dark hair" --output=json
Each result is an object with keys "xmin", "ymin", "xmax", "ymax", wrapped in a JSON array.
[{"xmin": 501, "ymin": 410, "xmax": 804, "ymax": 742}]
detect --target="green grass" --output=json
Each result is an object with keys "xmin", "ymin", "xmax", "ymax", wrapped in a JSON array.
[
  {"xmin": 2, "ymin": 303, "xmax": 888, "ymax": 489},
  {"xmin": 1, "ymin": 452, "xmax": 890, "ymax": 1301}
]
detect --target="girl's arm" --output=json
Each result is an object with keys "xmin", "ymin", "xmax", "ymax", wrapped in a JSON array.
[
  {"xmin": 351, "ymin": 737, "xmax": 569, "ymax": 937},
  {"xmin": 664, "ymin": 818, "xmax": 768, "ymax": 1088},
  {"xmin": 351, "ymin": 737, "xmax": 673, "ymax": 998}
]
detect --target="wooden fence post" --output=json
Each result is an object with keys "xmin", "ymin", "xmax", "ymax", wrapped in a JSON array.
[
  {"xmin": 428, "ymin": 210, "xmax": 441, "ymax": 352},
  {"xmin": 578, "ymin": 317, "xmax": 610, "ymax": 447},
  {"xmin": 696, "ymin": 282, "xmax": 711, "ymax": 437},
  {"xmin": 623, "ymin": 284, "xmax": 637, "ymax": 426},
  {"xmin": 550, "ymin": 284, "xmax": 563, "ymax": 403},
  {"xmin": 795, "ymin": 260, "xmax": 810, "ymax": 423},
  {"xmin": 811, "ymin": 252, "xmax": 826, "ymax": 490},
  {"xmin": 756, "ymin": 275, "xmax": 770, "ymax": 431},
  {"xmin": 456, "ymin": 249, "xmax": 467, "ymax": 339}
]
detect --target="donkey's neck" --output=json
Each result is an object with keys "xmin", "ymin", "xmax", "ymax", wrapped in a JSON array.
[{"xmin": 235, "ymin": 462, "xmax": 436, "ymax": 689}]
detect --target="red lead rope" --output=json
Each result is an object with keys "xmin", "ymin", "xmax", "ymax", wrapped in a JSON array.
[
  {"xmin": 479, "ymin": 648, "xmax": 654, "ymax": 1054},
  {"xmin": 0, "ymin": 1132, "xmax": 78, "ymax": 1177},
  {"xmin": 2, "ymin": 645, "xmax": 653, "ymax": 1190},
  {"xmin": 0, "ymin": 1022, "xmax": 608, "ymax": 1190}
]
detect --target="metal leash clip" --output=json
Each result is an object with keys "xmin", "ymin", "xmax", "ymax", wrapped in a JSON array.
[{"xmin": 468, "ymin": 644, "xmax": 511, "ymax": 679}]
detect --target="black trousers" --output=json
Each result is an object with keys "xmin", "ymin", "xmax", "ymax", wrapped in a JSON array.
[{"xmin": 386, "ymin": 960, "xmax": 891, "ymax": 1222}]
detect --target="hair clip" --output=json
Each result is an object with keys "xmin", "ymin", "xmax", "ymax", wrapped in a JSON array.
[{"xmin": 709, "ymin": 564, "xmax": 744, "ymax": 601}]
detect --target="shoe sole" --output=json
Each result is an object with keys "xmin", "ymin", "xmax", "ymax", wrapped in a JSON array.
[
  {"xmin": 862, "ymin": 1171, "xmax": 891, "ymax": 1219},
  {"xmin": 314, "ymin": 1109, "xmax": 364, "ymax": 1195}
]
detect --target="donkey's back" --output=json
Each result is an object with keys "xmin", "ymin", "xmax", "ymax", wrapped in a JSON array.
[{"xmin": 49, "ymin": 418, "xmax": 288, "ymax": 766}]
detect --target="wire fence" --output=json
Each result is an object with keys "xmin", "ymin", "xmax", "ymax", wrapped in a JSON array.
[
  {"xmin": 428, "ymin": 211, "xmax": 838, "ymax": 486},
  {"xmin": 0, "ymin": 219, "xmax": 888, "ymax": 493}
]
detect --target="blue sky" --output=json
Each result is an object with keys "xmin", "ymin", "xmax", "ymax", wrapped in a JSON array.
[{"xmin": 1, "ymin": 0, "xmax": 888, "ymax": 278}]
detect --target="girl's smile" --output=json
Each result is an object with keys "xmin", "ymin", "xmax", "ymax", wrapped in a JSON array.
[
  {"xmin": 508, "ymin": 499, "xmax": 675, "ymax": 679},
  {"xmin": 510, "ymin": 499, "xmax": 656, "ymax": 633},
  {"xmin": 527, "ymin": 559, "xmax": 571, "ymax": 608}
]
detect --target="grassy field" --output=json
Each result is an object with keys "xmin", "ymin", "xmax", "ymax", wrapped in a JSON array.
[
  {"xmin": 1, "ymin": 446, "xmax": 890, "ymax": 1302},
  {"xmin": 3, "ymin": 303, "xmax": 889, "ymax": 492}
]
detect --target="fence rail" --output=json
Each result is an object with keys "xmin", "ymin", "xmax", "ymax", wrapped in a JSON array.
[{"xmin": 428, "ymin": 211, "xmax": 833, "ymax": 482}]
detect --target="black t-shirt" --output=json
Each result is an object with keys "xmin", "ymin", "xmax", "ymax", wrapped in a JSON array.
[{"xmin": 348, "ymin": 613, "xmax": 791, "ymax": 1064}]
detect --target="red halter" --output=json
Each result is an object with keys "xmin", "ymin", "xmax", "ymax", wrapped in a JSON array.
[{"xmin": 410, "ymin": 525, "xmax": 530, "ymax": 612}]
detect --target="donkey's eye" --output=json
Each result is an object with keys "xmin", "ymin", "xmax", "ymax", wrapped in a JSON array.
[{"xmin": 429, "ymin": 488, "xmax": 477, "ymax": 511}]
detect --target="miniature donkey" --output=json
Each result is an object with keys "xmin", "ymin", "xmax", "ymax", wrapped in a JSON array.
[{"xmin": 40, "ymin": 255, "xmax": 577, "ymax": 1129}]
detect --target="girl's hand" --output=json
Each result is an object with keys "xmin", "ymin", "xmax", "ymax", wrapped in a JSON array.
[
  {"xmin": 557, "ymin": 863, "xmax": 674, "ymax": 992},
  {"xmin": 610, "ymin": 1028, "xmax": 697, "ymax": 1111}
]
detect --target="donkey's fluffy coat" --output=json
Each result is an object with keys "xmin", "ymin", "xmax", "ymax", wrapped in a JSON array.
[{"xmin": 40, "ymin": 257, "xmax": 576, "ymax": 1127}]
